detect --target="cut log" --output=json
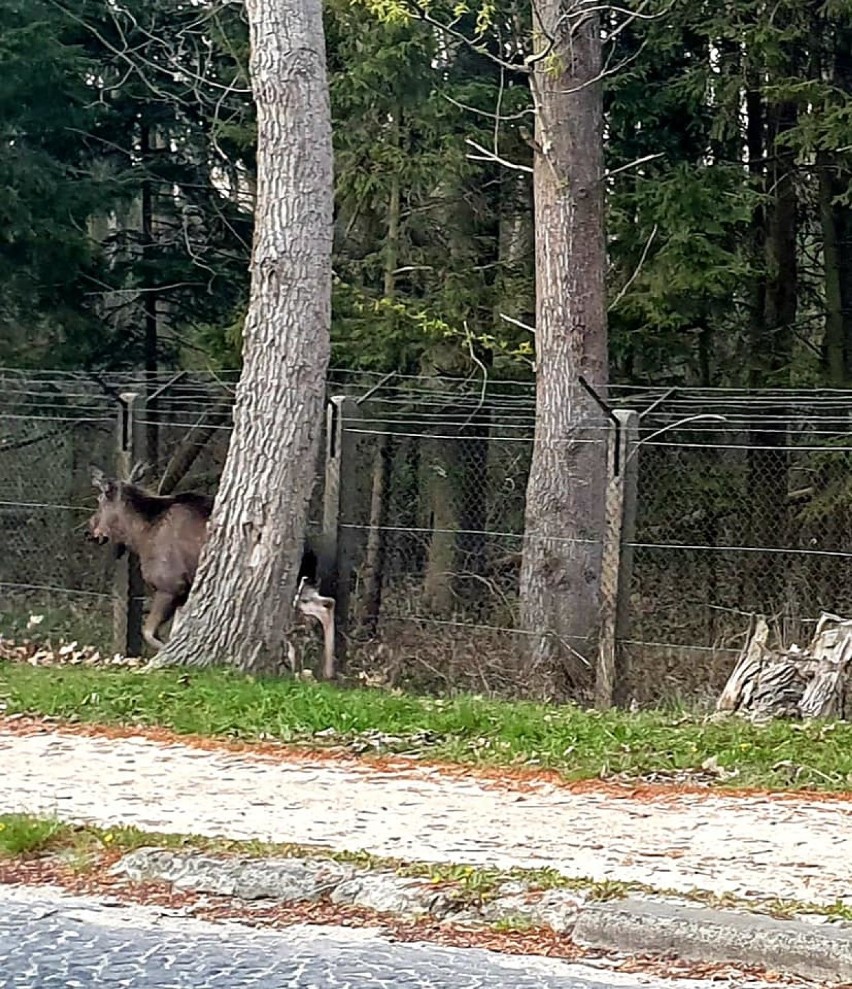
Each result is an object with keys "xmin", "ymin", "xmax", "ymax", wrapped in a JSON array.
[{"xmin": 715, "ymin": 612, "xmax": 852, "ymax": 721}]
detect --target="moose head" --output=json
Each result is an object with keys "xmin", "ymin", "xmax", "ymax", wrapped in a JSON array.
[{"xmin": 87, "ymin": 462, "xmax": 151, "ymax": 545}]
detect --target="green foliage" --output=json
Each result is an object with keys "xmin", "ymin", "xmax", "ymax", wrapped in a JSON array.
[
  {"xmin": 1, "ymin": 0, "xmax": 850, "ymax": 388},
  {"xmin": 0, "ymin": 0, "xmax": 253, "ymax": 370},
  {"xmin": 0, "ymin": 0, "xmax": 115, "ymax": 364}
]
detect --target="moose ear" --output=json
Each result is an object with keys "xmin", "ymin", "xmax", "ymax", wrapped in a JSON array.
[
  {"xmin": 127, "ymin": 461, "xmax": 150, "ymax": 485},
  {"xmin": 90, "ymin": 465, "xmax": 114, "ymax": 496}
]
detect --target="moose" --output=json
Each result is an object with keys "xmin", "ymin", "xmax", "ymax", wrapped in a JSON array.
[{"xmin": 87, "ymin": 465, "xmax": 337, "ymax": 678}]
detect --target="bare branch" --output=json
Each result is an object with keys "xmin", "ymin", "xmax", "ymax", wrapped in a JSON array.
[
  {"xmin": 605, "ymin": 152, "xmax": 664, "ymax": 178},
  {"xmin": 466, "ymin": 139, "xmax": 533, "ymax": 174},
  {"xmin": 456, "ymin": 321, "xmax": 490, "ymax": 432},
  {"xmin": 499, "ymin": 312, "xmax": 536, "ymax": 333},
  {"xmin": 608, "ymin": 223, "xmax": 657, "ymax": 311},
  {"xmin": 407, "ymin": 0, "xmax": 529, "ymax": 75},
  {"xmin": 442, "ymin": 93, "xmax": 533, "ymax": 123}
]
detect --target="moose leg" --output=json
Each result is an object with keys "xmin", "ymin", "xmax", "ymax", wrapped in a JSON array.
[
  {"xmin": 286, "ymin": 640, "xmax": 301, "ymax": 676},
  {"xmin": 296, "ymin": 584, "xmax": 337, "ymax": 680},
  {"xmin": 143, "ymin": 591, "xmax": 179, "ymax": 652}
]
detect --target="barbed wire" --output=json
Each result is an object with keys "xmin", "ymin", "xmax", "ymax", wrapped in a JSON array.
[
  {"xmin": 0, "ymin": 581, "xmax": 111, "ymax": 599},
  {"xmin": 630, "ymin": 540, "xmax": 852, "ymax": 559},
  {"xmin": 0, "ymin": 501, "xmax": 92, "ymax": 512},
  {"xmin": 0, "ymin": 414, "xmax": 114, "ymax": 425},
  {"xmin": 5, "ymin": 368, "xmax": 852, "ymax": 699},
  {"xmin": 644, "ymin": 440, "xmax": 852, "ymax": 452}
]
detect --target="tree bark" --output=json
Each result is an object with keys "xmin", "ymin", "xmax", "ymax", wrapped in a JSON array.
[
  {"xmin": 745, "ymin": 61, "xmax": 797, "ymax": 615},
  {"xmin": 420, "ymin": 344, "xmax": 465, "ymax": 615},
  {"xmin": 820, "ymin": 152, "xmax": 850, "ymax": 386},
  {"xmin": 154, "ymin": 0, "xmax": 333, "ymax": 673},
  {"xmin": 357, "ymin": 429, "xmax": 392, "ymax": 635},
  {"xmin": 519, "ymin": 1, "xmax": 608, "ymax": 694},
  {"xmin": 820, "ymin": 22, "xmax": 852, "ymax": 385},
  {"xmin": 357, "ymin": 146, "xmax": 400, "ymax": 633},
  {"xmin": 716, "ymin": 613, "xmax": 852, "ymax": 722},
  {"xmin": 140, "ymin": 123, "xmax": 160, "ymax": 469}
]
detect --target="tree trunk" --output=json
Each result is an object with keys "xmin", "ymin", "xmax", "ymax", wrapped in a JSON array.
[
  {"xmin": 157, "ymin": 397, "xmax": 232, "ymax": 496},
  {"xmin": 745, "ymin": 66, "xmax": 797, "ymax": 615},
  {"xmin": 716, "ymin": 613, "xmax": 852, "ymax": 722},
  {"xmin": 140, "ymin": 123, "xmax": 160, "ymax": 469},
  {"xmin": 154, "ymin": 0, "xmax": 333, "ymax": 673},
  {"xmin": 820, "ymin": 153, "xmax": 848, "ymax": 386},
  {"xmin": 357, "ymin": 430, "xmax": 393, "ymax": 635},
  {"xmin": 519, "ymin": 1, "xmax": 608, "ymax": 694},
  {"xmin": 421, "ymin": 345, "xmax": 464, "ymax": 615},
  {"xmin": 820, "ymin": 22, "xmax": 852, "ymax": 385},
  {"xmin": 357, "ymin": 142, "xmax": 400, "ymax": 632}
]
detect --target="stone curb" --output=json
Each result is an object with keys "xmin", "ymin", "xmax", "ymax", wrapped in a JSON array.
[
  {"xmin": 113, "ymin": 848, "xmax": 852, "ymax": 984},
  {"xmin": 574, "ymin": 897, "xmax": 852, "ymax": 985}
]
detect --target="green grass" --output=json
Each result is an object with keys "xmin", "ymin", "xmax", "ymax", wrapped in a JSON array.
[
  {"xmin": 2, "ymin": 661, "xmax": 852, "ymax": 791},
  {"xmin": 0, "ymin": 813, "xmax": 70, "ymax": 857}
]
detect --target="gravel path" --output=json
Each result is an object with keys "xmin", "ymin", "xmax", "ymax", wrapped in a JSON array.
[
  {"xmin": 0, "ymin": 726, "xmax": 847, "ymax": 907},
  {"xmin": 0, "ymin": 885, "xmax": 800, "ymax": 989}
]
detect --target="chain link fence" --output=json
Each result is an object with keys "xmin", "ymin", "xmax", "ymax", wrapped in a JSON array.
[
  {"xmin": 625, "ymin": 391, "xmax": 852, "ymax": 701},
  {"xmin": 3, "ymin": 369, "xmax": 852, "ymax": 704},
  {"xmin": 336, "ymin": 378, "xmax": 538, "ymax": 693},
  {"xmin": 0, "ymin": 372, "xmax": 117, "ymax": 642}
]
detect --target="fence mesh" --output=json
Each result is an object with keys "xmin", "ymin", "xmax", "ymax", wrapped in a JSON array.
[
  {"xmin": 624, "ymin": 392, "xmax": 852, "ymax": 700},
  {"xmin": 3, "ymin": 369, "xmax": 852, "ymax": 704},
  {"xmin": 340, "ymin": 379, "xmax": 538, "ymax": 693}
]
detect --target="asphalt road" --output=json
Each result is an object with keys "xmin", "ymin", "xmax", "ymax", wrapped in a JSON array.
[{"xmin": 0, "ymin": 886, "xmax": 715, "ymax": 989}]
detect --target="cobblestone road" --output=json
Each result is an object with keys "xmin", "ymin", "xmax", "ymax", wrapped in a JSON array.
[
  {"xmin": 0, "ymin": 886, "xmax": 736, "ymax": 989},
  {"xmin": 1, "ymin": 726, "xmax": 849, "ymax": 906}
]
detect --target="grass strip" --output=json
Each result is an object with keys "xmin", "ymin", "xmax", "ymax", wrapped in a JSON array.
[{"xmin": 2, "ymin": 662, "xmax": 852, "ymax": 791}]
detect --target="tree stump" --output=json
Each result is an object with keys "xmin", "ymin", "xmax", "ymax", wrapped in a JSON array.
[{"xmin": 715, "ymin": 613, "xmax": 852, "ymax": 720}]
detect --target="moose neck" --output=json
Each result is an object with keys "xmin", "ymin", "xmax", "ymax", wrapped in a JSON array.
[
  {"xmin": 118, "ymin": 513, "xmax": 155, "ymax": 557},
  {"xmin": 113, "ymin": 484, "xmax": 170, "ymax": 556}
]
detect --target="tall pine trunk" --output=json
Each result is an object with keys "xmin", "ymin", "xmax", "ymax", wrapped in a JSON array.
[
  {"xmin": 745, "ymin": 58, "xmax": 797, "ymax": 616},
  {"xmin": 820, "ymin": 22, "xmax": 852, "ymax": 385},
  {"xmin": 519, "ymin": 1, "xmax": 608, "ymax": 694},
  {"xmin": 155, "ymin": 0, "xmax": 333, "ymax": 673}
]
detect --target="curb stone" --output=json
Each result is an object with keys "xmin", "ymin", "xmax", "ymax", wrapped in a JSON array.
[
  {"xmin": 113, "ymin": 848, "xmax": 357, "ymax": 902},
  {"xmin": 112, "ymin": 847, "xmax": 587, "ymax": 927},
  {"xmin": 574, "ymin": 896, "xmax": 852, "ymax": 985},
  {"xmin": 112, "ymin": 848, "xmax": 852, "ymax": 984}
]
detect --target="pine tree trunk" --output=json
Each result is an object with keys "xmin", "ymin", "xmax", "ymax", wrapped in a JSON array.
[
  {"xmin": 820, "ymin": 22, "xmax": 852, "ymax": 385},
  {"xmin": 745, "ymin": 60, "xmax": 797, "ymax": 616},
  {"xmin": 421, "ymin": 345, "xmax": 464, "ymax": 615},
  {"xmin": 357, "ymin": 144, "xmax": 401, "ymax": 632},
  {"xmin": 153, "ymin": 0, "xmax": 333, "ymax": 673},
  {"xmin": 519, "ymin": 1, "xmax": 608, "ymax": 694},
  {"xmin": 140, "ymin": 123, "xmax": 160, "ymax": 469}
]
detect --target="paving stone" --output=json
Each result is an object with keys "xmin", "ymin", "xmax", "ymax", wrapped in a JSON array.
[
  {"xmin": 2, "ymin": 727, "xmax": 850, "ymax": 908},
  {"xmin": 1, "ymin": 885, "xmax": 757, "ymax": 989}
]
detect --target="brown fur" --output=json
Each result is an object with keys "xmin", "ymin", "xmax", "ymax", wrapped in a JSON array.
[{"xmin": 87, "ymin": 470, "xmax": 336, "ymax": 676}]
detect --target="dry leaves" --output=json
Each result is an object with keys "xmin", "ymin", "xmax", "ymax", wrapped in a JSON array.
[{"xmin": 0, "ymin": 630, "xmax": 143, "ymax": 668}]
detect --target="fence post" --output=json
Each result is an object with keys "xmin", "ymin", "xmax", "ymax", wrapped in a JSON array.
[
  {"xmin": 595, "ymin": 409, "xmax": 639, "ymax": 710},
  {"xmin": 113, "ymin": 392, "xmax": 146, "ymax": 656},
  {"xmin": 322, "ymin": 396, "xmax": 371, "ymax": 666}
]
